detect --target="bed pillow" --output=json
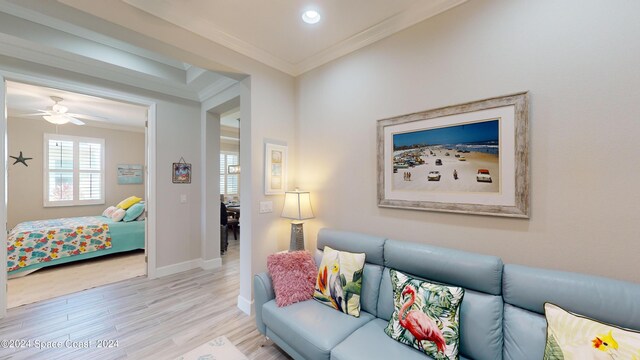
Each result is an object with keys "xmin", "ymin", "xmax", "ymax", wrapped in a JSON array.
[
  {"xmin": 544, "ymin": 302, "xmax": 640, "ymax": 359},
  {"xmin": 102, "ymin": 206, "xmax": 117, "ymax": 218},
  {"xmin": 136, "ymin": 212, "xmax": 146, "ymax": 221},
  {"xmin": 267, "ymin": 251, "xmax": 317, "ymax": 307},
  {"xmin": 384, "ymin": 269, "xmax": 464, "ymax": 359},
  {"xmin": 313, "ymin": 246, "xmax": 365, "ymax": 317},
  {"xmin": 111, "ymin": 208, "xmax": 126, "ymax": 222},
  {"xmin": 124, "ymin": 203, "xmax": 145, "ymax": 222},
  {"xmin": 116, "ymin": 196, "xmax": 142, "ymax": 209}
]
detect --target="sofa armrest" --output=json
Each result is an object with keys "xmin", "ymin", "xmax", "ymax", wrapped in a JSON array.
[{"xmin": 253, "ymin": 272, "xmax": 275, "ymax": 335}]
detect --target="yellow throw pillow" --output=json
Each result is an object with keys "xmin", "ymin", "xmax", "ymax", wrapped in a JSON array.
[
  {"xmin": 116, "ymin": 196, "xmax": 142, "ymax": 210},
  {"xmin": 544, "ymin": 303, "xmax": 640, "ymax": 359}
]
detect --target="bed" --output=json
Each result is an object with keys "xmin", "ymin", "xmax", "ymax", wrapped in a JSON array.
[{"xmin": 7, "ymin": 216, "xmax": 145, "ymax": 276}]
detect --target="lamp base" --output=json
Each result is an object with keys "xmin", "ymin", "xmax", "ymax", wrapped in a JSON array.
[{"xmin": 289, "ymin": 222, "xmax": 305, "ymax": 251}]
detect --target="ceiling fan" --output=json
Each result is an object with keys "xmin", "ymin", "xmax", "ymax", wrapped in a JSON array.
[{"xmin": 26, "ymin": 96, "xmax": 106, "ymax": 126}]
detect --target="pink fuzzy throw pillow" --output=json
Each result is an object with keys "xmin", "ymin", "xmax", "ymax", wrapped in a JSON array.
[{"xmin": 267, "ymin": 251, "xmax": 317, "ymax": 307}]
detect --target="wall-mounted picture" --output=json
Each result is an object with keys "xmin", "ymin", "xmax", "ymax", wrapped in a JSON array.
[
  {"xmin": 117, "ymin": 164, "xmax": 144, "ymax": 184},
  {"xmin": 265, "ymin": 142, "xmax": 287, "ymax": 195},
  {"xmin": 228, "ymin": 165, "xmax": 241, "ymax": 174},
  {"xmin": 172, "ymin": 162, "xmax": 191, "ymax": 184},
  {"xmin": 377, "ymin": 92, "xmax": 529, "ymax": 218}
]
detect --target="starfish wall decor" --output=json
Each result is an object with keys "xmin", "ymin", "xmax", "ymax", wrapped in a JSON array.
[{"xmin": 10, "ymin": 151, "xmax": 33, "ymax": 167}]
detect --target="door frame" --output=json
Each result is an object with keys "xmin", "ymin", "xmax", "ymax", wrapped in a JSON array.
[{"xmin": 0, "ymin": 70, "xmax": 158, "ymax": 317}]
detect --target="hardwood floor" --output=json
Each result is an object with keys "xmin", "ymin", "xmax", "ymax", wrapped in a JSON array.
[
  {"xmin": 0, "ymin": 240, "xmax": 291, "ymax": 360},
  {"xmin": 8, "ymin": 250, "xmax": 146, "ymax": 308}
]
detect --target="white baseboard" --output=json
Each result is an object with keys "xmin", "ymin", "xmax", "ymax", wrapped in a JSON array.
[
  {"xmin": 200, "ymin": 257, "xmax": 222, "ymax": 270},
  {"xmin": 237, "ymin": 295, "xmax": 253, "ymax": 315},
  {"xmin": 155, "ymin": 259, "xmax": 201, "ymax": 278}
]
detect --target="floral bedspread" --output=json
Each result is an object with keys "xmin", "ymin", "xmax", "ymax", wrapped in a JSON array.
[{"xmin": 7, "ymin": 216, "xmax": 111, "ymax": 272}]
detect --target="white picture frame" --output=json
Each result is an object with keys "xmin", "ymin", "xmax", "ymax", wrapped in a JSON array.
[{"xmin": 264, "ymin": 142, "xmax": 287, "ymax": 195}]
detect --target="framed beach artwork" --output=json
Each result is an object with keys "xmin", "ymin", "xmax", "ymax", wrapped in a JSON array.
[
  {"xmin": 377, "ymin": 92, "xmax": 529, "ymax": 218},
  {"xmin": 264, "ymin": 142, "xmax": 287, "ymax": 195}
]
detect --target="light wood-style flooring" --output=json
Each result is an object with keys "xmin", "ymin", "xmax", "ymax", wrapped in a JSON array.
[
  {"xmin": 8, "ymin": 250, "xmax": 146, "ymax": 308},
  {"xmin": 0, "ymin": 240, "xmax": 291, "ymax": 360}
]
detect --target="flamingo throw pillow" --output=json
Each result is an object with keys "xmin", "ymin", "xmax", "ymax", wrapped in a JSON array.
[
  {"xmin": 313, "ymin": 246, "xmax": 366, "ymax": 317},
  {"xmin": 384, "ymin": 269, "xmax": 464, "ymax": 360}
]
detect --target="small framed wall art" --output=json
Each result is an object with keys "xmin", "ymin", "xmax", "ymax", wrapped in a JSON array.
[
  {"xmin": 172, "ymin": 157, "xmax": 191, "ymax": 184},
  {"xmin": 264, "ymin": 142, "xmax": 287, "ymax": 195}
]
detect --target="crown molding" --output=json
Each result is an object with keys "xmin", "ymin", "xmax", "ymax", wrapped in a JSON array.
[
  {"xmin": 295, "ymin": 0, "xmax": 468, "ymax": 75},
  {"xmin": 197, "ymin": 77, "xmax": 238, "ymax": 102},
  {"xmin": 123, "ymin": 0, "xmax": 466, "ymax": 76},
  {"xmin": 123, "ymin": 0, "xmax": 296, "ymax": 75}
]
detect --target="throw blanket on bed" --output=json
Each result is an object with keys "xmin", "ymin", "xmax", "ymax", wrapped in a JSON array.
[{"xmin": 7, "ymin": 217, "xmax": 111, "ymax": 272}]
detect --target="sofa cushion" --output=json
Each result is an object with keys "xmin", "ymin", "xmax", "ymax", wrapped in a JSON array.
[
  {"xmin": 331, "ymin": 319, "xmax": 473, "ymax": 360},
  {"xmin": 543, "ymin": 302, "xmax": 640, "ymax": 358},
  {"xmin": 360, "ymin": 263, "xmax": 383, "ymax": 317},
  {"xmin": 384, "ymin": 269, "xmax": 464, "ymax": 359},
  {"xmin": 502, "ymin": 264, "xmax": 640, "ymax": 360},
  {"xmin": 314, "ymin": 246, "xmax": 366, "ymax": 317},
  {"xmin": 262, "ymin": 299, "xmax": 375, "ymax": 360},
  {"xmin": 384, "ymin": 239, "xmax": 503, "ymax": 295},
  {"xmin": 378, "ymin": 268, "xmax": 504, "ymax": 360},
  {"xmin": 317, "ymin": 228, "xmax": 386, "ymax": 266},
  {"xmin": 503, "ymin": 303, "xmax": 546, "ymax": 360},
  {"xmin": 503, "ymin": 264, "xmax": 640, "ymax": 329}
]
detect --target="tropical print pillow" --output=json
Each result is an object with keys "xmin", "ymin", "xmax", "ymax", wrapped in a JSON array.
[
  {"xmin": 313, "ymin": 246, "xmax": 365, "ymax": 317},
  {"xmin": 384, "ymin": 269, "xmax": 464, "ymax": 360},
  {"xmin": 544, "ymin": 302, "xmax": 640, "ymax": 360}
]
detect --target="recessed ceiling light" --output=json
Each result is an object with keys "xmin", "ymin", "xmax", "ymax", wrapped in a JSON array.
[{"xmin": 302, "ymin": 10, "xmax": 321, "ymax": 24}]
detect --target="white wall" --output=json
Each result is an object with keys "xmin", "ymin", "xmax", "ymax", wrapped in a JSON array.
[
  {"xmin": 296, "ymin": 0, "xmax": 640, "ymax": 283},
  {"xmin": 7, "ymin": 117, "xmax": 145, "ymax": 228}
]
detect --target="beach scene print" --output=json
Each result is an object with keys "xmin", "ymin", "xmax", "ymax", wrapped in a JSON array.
[{"xmin": 392, "ymin": 119, "xmax": 500, "ymax": 193}]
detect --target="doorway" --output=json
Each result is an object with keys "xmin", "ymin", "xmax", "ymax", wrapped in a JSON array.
[{"xmin": 0, "ymin": 75, "xmax": 157, "ymax": 314}]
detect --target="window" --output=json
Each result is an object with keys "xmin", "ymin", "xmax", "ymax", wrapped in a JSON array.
[
  {"xmin": 44, "ymin": 133, "xmax": 105, "ymax": 206},
  {"xmin": 220, "ymin": 152, "xmax": 239, "ymax": 196}
]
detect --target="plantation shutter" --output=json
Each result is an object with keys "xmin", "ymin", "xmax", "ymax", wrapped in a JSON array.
[
  {"xmin": 44, "ymin": 134, "xmax": 105, "ymax": 206},
  {"xmin": 48, "ymin": 139, "xmax": 74, "ymax": 202},
  {"xmin": 220, "ymin": 153, "xmax": 226, "ymax": 195},
  {"xmin": 226, "ymin": 154, "xmax": 239, "ymax": 195},
  {"xmin": 79, "ymin": 142, "xmax": 102, "ymax": 200}
]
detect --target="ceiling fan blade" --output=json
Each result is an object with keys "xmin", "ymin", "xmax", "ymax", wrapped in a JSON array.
[
  {"xmin": 66, "ymin": 116, "xmax": 85, "ymax": 126},
  {"xmin": 20, "ymin": 112, "xmax": 49, "ymax": 116},
  {"xmin": 66, "ymin": 113, "xmax": 108, "ymax": 121}
]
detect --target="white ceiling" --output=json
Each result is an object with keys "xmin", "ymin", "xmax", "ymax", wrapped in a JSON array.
[
  {"xmin": 114, "ymin": 0, "xmax": 466, "ymax": 75},
  {"xmin": 6, "ymin": 81, "xmax": 148, "ymax": 131}
]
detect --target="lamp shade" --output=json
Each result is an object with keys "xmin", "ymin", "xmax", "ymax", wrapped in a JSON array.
[{"xmin": 281, "ymin": 190, "xmax": 314, "ymax": 220}]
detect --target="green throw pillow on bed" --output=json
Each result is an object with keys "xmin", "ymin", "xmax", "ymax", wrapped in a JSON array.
[{"xmin": 123, "ymin": 203, "xmax": 145, "ymax": 222}]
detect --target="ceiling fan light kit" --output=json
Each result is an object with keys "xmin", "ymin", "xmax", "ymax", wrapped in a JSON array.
[
  {"xmin": 39, "ymin": 96, "xmax": 85, "ymax": 126},
  {"xmin": 43, "ymin": 114, "xmax": 70, "ymax": 125}
]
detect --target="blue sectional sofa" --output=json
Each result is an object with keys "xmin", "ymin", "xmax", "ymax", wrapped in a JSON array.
[{"xmin": 254, "ymin": 228, "xmax": 640, "ymax": 359}]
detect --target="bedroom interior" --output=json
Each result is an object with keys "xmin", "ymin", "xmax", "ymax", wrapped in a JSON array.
[
  {"xmin": 6, "ymin": 81, "xmax": 148, "ymax": 307},
  {"xmin": 0, "ymin": 0, "xmax": 638, "ymax": 359}
]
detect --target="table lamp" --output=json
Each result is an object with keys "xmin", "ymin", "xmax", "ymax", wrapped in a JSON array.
[{"xmin": 281, "ymin": 189, "xmax": 314, "ymax": 251}]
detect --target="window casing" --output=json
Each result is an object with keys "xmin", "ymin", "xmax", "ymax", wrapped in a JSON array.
[
  {"xmin": 44, "ymin": 133, "xmax": 105, "ymax": 207},
  {"xmin": 220, "ymin": 152, "xmax": 239, "ymax": 196}
]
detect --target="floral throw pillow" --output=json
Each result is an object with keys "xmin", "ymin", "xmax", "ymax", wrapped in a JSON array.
[
  {"xmin": 313, "ymin": 246, "xmax": 365, "ymax": 317},
  {"xmin": 384, "ymin": 269, "xmax": 464, "ymax": 360},
  {"xmin": 544, "ymin": 302, "xmax": 640, "ymax": 360}
]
